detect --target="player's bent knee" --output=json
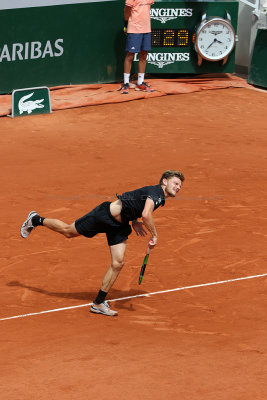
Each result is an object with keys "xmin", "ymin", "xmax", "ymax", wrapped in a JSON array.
[
  {"xmin": 112, "ymin": 260, "xmax": 125, "ymax": 272},
  {"xmin": 63, "ymin": 225, "xmax": 79, "ymax": 238},
  {"xmin": 64, "ymin": 232, "xmax": 74, "ymax": 238}
]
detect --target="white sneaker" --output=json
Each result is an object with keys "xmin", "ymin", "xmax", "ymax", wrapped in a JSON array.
[
  {"xmin": 90, "ymin": 301, "xmax": 118, "ymax": 316},
  {"xmin": 20, "ymin": 211, "xmax": 38, "ymax": 238}
]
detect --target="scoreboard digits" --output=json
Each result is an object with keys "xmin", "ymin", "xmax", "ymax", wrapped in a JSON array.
[{"xmin": 151, "ymin": 29, "xmax": 189, "ymax": 47}]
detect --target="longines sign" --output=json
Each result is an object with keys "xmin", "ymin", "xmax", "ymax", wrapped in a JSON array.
[
  {"xmin": 150, "ymin": 8, "xmax": 193, "ymax": 23},
  {"xmin": 134, "ymin": 52, "xmax": 190, "ymax": 69}
]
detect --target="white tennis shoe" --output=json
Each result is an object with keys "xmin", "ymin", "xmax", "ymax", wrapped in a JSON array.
[
  {"xmin": 20, "ymin": 211, "xmax": 38, "ymax": 238},
  {"xmin": 90, "ymin": 301, "xmax": 118, "ymax": 316}
]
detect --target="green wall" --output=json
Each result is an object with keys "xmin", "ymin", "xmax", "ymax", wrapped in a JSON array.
[
  {"xmin": 0, "ymin": 0, "xmax": 238, "ymax": 94},
  {"xmin": 248, "ymin": 28, "xmax": 267, "ymax": 89}
]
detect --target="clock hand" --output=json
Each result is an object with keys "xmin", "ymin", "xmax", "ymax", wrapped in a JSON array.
[
  {"xmin": 214, "ymin": 38, "xmax": 223, "ymax": 44},
  {"xmin": 206, "ymin": 39, "xmax": 216, "ymax": 50}
]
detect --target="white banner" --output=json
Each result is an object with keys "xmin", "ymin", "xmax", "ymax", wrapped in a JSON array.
[{"xmin": 0, "ymin": 0, "xmax": 115, "ymax": 10}]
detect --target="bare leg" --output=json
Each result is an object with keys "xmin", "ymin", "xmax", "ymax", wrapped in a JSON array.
[
  {"xmin": 138, "ymin": 50, "xmax": 147, "ymax": 73},
  {"xmin": 100, "ymin": 241, "xmax": 127, "ymax": 292},
  {"xmin": 124, "ymin": 52, "xmax": 135, "ymax": 74},
  {"xmin": 90, "ymin": 241, "xmax": 127, "ymax": 316},
  {"xmin": 43, "ymin": 219, "xmax": 80, "ymax": 238}
]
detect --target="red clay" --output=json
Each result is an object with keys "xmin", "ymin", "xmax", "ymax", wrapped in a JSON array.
[{"xmin": 1, "ymin": 87, "xmax": 267, "ymax": 399}]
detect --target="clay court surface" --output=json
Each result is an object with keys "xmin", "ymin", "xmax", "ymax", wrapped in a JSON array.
[{"xmin": 1, "ymin": 86, "xmax": 267, "ymax": 399}]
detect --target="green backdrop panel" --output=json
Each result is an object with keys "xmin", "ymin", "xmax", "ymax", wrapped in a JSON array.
[
  {"xmin": 248, "ymin": 28, "xmax": 267, "ymax": 89},
  {"xmin": 0, "ymin": 0, "xmax": 238, "ymax": 94}
]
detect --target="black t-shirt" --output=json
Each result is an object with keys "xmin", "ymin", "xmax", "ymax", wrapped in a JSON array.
[{"xmin": 117, "ymin": 184, "xmax": 165, "ymax": 223}]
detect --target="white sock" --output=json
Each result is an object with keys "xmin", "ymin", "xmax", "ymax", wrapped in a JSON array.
[
  {"xmin": 124, "ymin": 73, "xmax": 130, "ymax": 85},
  {"xmin": 137, "ymin": 73, "xmax": 144, "ymax": 85}
]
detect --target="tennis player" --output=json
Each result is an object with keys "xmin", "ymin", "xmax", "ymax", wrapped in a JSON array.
[
  {"xmin": 20, "ymin": 170, "xmax": 184, "ymax": 316},
  {"xmin": 121, "ymin": 0, "xmax": 155, "ymax": 94}
]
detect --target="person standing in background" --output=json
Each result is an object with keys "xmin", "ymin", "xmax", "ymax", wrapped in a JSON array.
[{"xmin": 121, "ymin": 0, "xmax": 155, "ymax": 94}]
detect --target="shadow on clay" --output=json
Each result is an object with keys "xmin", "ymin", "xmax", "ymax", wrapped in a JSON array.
[{"xmin": 6, "ymin": 280, "xmax": 147, "ymax": 311}]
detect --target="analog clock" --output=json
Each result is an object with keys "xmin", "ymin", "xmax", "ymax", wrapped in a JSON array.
[{"xmin": 194, "ymin": 12, "xmax": 237, "ymax": 65}]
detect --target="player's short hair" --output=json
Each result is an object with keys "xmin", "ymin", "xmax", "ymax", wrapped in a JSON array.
[{"xmin": 159, "ymin": 170, "xmax": 185, "ymax": 185}]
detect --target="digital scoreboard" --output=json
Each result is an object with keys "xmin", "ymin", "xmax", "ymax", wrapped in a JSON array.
[
  {"xmin": 132, "ymin": 1, "xmax": 239, "ymax": 74},
  {"xmin": 151, "ymin": 28, "xmax": 190, "ymax": 47}
]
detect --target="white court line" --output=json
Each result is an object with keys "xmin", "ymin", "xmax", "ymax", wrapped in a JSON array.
[{"xmin": 1, "ymin": 272, "xmax": 266, "ymax": 322}]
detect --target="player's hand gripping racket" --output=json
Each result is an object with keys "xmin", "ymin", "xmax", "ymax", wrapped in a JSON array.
[{"xmin": 138, "ymin": 248, "xmax": 150, "ymax": 285}]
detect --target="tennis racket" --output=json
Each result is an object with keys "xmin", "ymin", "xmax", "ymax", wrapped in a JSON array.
[{"xmin": 138, "ymin": 248, "xmax": 150, "ymax": 285}]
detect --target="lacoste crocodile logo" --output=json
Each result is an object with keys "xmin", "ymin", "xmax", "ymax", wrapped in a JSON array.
[{"xmin": 18, "ymin": 92, "xmax": 44, "ymax": 114}]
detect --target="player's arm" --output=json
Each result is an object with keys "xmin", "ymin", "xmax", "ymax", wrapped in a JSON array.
[
  {"xmin": 124, "ymin": 5, "xmax": 131, "ymax": 20},
  {"xmin": 142, "ymin": 197, "xmax": 158, "ymax": 248},
  {"xmin": 124, "ymin": 5, "xmax": 131, "ymax": 32}
]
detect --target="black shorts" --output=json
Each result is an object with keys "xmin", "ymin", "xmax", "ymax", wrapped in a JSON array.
[{"xmin": 74, "ymin": 202, "xmax": 132, "ymax": 246}]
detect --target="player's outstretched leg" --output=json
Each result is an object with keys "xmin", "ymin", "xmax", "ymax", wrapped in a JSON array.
[
  {"xmin": 20, "ymin": 211, "xmax": 79, "ymax": 239},
  {"xmin": 20, "ymin": 211, "xmax": 39, "ymax": 238}
]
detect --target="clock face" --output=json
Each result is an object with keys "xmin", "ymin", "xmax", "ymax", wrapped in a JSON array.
[{"xmin": 196, "ymin": 18, "xmax": 235, "ymax": 61}]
